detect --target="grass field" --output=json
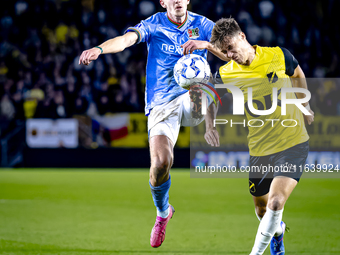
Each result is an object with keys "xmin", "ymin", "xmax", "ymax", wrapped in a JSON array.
[{"xmin": 0, "ymin": 169, "xmax": 339, "ymax": 255}]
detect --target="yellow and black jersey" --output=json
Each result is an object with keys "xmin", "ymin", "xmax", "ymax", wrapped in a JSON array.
[{"xmin": 218, "ymin": 45, "xmax": 309, "ymax": 156}]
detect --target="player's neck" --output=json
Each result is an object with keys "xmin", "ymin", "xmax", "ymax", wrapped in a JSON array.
[
  {"xmin": 245, "ymin": 45, "xmax": 256, "ymax": 65},
  {"xmin": 167, "ymin": 12, "xmax": 187, "ymax": 25}
]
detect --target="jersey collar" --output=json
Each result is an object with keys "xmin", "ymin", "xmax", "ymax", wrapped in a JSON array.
[
  {"xmin": 167, "ymin": 11, "xmax": 188, "ymax": 29},
  {"xmin": 248, "ymin": 45, "xmax": 260, "ymax": 68}
]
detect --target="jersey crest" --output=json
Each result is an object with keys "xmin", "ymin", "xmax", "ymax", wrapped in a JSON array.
[{"xmin": 188, "ymin": 28, "xmax": 200, "ymax": 39}]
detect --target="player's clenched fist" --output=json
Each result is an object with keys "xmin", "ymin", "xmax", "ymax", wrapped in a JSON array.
[
  {"xmin": 79, "ymin": 47, "xmax": 102, "ymax": 66},
  {"xmin": 204, "ymin": 128, "xmax": 220, "ymax": 147}
]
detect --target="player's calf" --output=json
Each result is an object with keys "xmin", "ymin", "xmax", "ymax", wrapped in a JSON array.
[
  {"xmin": 255, "ymin": 206, "xmax": 266, "ymax": 219},
  {"xmin": 253, "ymin": 196, "xmax": 268, "ymax": 219}
]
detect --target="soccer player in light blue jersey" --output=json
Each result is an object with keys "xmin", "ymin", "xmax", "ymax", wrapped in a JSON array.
[{"xmin": 79, "ymin": 0, "xmax": 228, "ymax": 248}]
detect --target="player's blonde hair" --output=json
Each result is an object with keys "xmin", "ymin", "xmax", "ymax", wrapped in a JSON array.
[{"xmin": 210, "ymin": 18, "xmax": 242, "ymax": 50}]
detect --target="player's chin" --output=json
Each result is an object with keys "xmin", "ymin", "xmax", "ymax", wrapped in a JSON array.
[{"xmin": 175, "ymin": 8, "xmax": 186, "ymax": 16}]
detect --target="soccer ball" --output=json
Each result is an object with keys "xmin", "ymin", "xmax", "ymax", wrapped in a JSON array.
[{"xmin": 174, "ymin": 54, "xmax": 211, "ymax": 90}]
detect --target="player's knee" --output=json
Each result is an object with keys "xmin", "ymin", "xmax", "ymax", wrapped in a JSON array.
[
  {"xmin": 267, "ymin": 195, "xmax": 285, "ymax": 211},
  {"xmin": 150, "ymin": 157, "xmax": 172, "ymax": 186}
]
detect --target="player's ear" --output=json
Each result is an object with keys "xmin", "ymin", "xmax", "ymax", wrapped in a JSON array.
[
  {"xmin": 159, "ymin": 0, "xmax": 166, "ymax": 8},
  {"xmin": 239, "ymin": 32, "xmax": 246, "ymax": 41}
]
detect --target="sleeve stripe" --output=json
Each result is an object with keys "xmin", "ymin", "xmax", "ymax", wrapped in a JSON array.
[
  {"xmin": 126, "ymin": 28, "xmax": 142, "ymax": 44},
  {"xmin": 279, "ymin": 47, "xmax": 299, "ymax": 76}
]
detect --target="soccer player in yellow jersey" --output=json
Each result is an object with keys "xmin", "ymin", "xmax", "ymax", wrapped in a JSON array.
[{"xmin": 205, "ymin": 18, "xmax": 314, "ymax": 255}]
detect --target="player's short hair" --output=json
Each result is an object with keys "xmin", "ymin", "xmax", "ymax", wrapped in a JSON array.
[{"xmin": 210, "ymin": 18, "xmax": 242, "ymax": 50}]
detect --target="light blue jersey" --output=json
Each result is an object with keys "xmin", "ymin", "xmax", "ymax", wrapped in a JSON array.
[{"xmin": 125, "ymin": 11, "xmax": 215, "ymax": 116}]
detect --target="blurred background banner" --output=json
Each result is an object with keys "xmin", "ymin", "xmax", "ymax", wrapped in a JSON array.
[
  {"xmin": 0, "ymin": 0, "xmax": 340, "ymax": 168},
  {"xmin": 26, "ymin": 118, "xmax": 78, "ymax": 148},
  {"xmin": 307, "ymin": 115, "xmax": 340, "ymax": 149}
]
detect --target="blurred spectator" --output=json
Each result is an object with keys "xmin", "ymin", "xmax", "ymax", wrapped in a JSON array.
[
  {"xmin": 34, "ymin": 97, "xmax": 55, "ymax": 118},
  {"xmin": 74, "ymin": 96, "xmax": 89, "ymax": 115},
  {"xmin": 1, "ymin": 94, "xmax": 15, "ymax": 120},
  {"xmin": 0, "ymin": 0, "xmax": 339, "ymax": 131}
]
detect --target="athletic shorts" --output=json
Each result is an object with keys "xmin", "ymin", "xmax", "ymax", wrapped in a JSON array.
[
  {"xmin": 248, "ymin": 140, "xmax": 309, "ymax": 197},
  {"xmin": 148, "ymin": 92, "xmax": 205, "ymax": 145}
]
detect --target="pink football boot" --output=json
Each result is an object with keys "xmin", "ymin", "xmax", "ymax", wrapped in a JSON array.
[{"xmin": 150, "ymin": 205, "xmax": 175, "ymax": 248}]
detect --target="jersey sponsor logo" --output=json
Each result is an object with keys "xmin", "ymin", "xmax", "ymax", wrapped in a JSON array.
[
  {"xmin": 188, "ymin": 28, "xmax": 200, "ymax": 39},
  {"xmin": 161, "ymin": 43, "xmax": 183, "ymax": 55}
]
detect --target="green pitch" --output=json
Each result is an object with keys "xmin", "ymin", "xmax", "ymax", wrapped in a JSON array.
[{"xmin": 0, "ymin": 169, "xmax": 339, "ymax": 255}]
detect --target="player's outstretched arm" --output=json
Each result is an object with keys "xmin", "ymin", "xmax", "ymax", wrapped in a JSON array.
[
  {"xmin": 181, "ymin": 40, "xmax": 230, "ymax": 62},
  {"xmin": 79, "ymin": 32, "xmax": 139, "ymax": 66},
  {"xmin": 291, "ymin": 65, "xmax": 314, "ymax": 125},
  {"xmin": 204, "ymin": 77, "xmax": 220, "ymax": 147},
  {"xmin": 204, "ymin": 99, "xmax": 220, "ymax": 147}
]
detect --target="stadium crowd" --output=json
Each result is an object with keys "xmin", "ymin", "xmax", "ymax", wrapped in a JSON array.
[{"xmin": 1, "ymin": 0, "xmax": 340, "ymax": 136}]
